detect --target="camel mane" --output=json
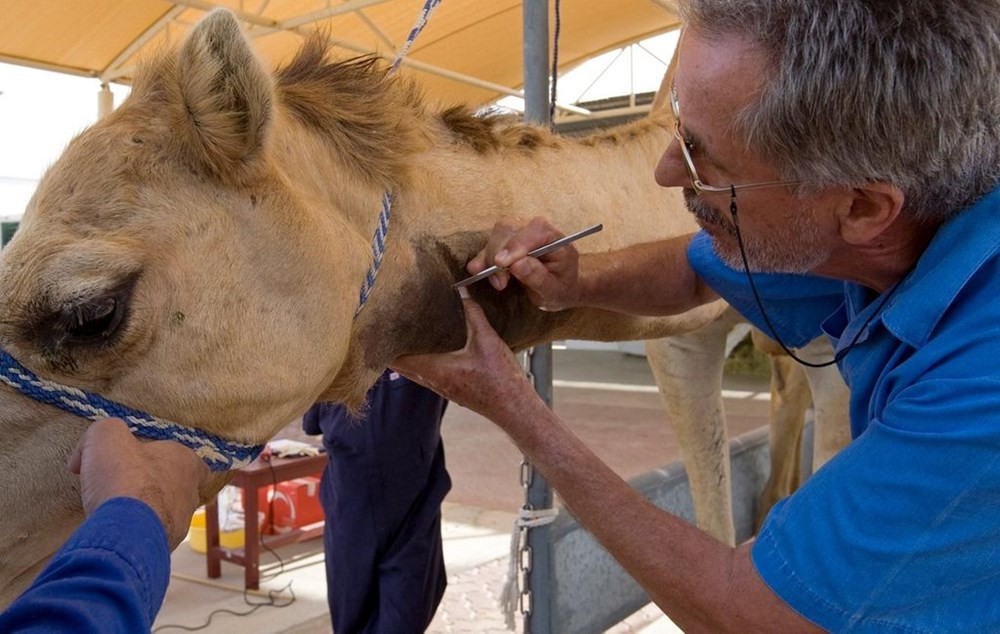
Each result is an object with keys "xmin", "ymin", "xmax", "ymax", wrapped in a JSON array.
[
  {"xmin": 272, "ymin": 36, "xmax": 657, "ymax": 163},
  {"xmin": 274, "ymin": 38, "xmax": 429, "ymax": 188},
  {"xmin": 131, "ymin": 32, "xmax": 665, "ymax": 191}
]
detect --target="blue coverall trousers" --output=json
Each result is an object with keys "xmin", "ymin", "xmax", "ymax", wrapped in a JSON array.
[{"xmin": 303, "ymin": 371, "xmax": 451, "ymax": 633}]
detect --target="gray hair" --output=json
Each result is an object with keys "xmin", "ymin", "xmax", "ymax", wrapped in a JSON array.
[{"xmin": 677, "ymin": 0, "xmax": 1000, "ymax": 222}]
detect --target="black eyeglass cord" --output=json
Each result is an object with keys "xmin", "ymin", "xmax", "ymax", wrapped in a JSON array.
[{"xmin": 727, "ymin": 186, "xmax": 902, "ymax": 369}]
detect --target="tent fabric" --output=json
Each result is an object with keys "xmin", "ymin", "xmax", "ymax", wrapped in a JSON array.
[{"xmin": 0, "ymin": 0, "xmax": 680, "ymax": 107}]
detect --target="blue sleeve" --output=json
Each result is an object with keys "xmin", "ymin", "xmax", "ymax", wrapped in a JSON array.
[
  {"xmin": 0, "ymin": 497, "xmax": 171, "ymax": 633},
  {"xmin": 302, "ymin": 402, "xmax": 324, "ymax": 435},
  {"xmin": 751, "ymin": 376, "xmax": 1000, "ymax": 632},
  {"xmin": 687, "ymin": 231, "xmax": 845, "ymax": 347}
]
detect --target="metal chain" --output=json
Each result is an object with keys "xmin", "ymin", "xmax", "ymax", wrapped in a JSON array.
[
  {"xmin": 518, "ymin": 349, "xmax": 536, "ymax": 625},
  {"xmin": 518, "ymin": 458, "xmax": 535, "ymax": 620}
]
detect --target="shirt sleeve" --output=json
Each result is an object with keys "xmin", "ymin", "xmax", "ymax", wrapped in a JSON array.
[
  {"xmin": 751, "ymin": 376, "xmax": 1000, "ymax": 632},
  {"xmin": 687, "ymin": 231, "xmax": 845, "ymax": 347},
  {"xmin": 0, "ymin": 497, "xmax": 171, "ymax": 634},
  {"xmin": 301, "ymin": 403, "xmax": 323, "ymax": 435}
]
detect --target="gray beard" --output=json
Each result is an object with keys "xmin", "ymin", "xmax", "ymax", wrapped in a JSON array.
[{"xmin": 683, "ymin": 189, "xmax": 829, "ymax": 274}]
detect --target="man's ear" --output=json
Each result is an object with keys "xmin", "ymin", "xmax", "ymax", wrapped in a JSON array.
[{"xmin": 837, "ymin": 183, "xmax": 905, "ymax": 244}]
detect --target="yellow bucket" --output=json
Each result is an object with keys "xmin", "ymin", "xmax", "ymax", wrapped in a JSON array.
[{"xmin": 187, "ymin": 507, "xmax": 245, "ymax": 553}]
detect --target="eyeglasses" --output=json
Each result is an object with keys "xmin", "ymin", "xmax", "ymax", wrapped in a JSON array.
[{"xmin": 670, "ymin": 85, "xmax": 800, "ymax": 196}]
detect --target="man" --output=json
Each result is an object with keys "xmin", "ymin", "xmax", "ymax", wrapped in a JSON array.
[
  {"xmin": 393, "ymin": 1, "xmax": 1000, "ymax": 631},
  {"xmin": 0, "ymin": 419, "xmax": 210, "ymax": 632},
  {"xmin": 303, "ymin": 370, "xmax": 450, "ymax": 633}
]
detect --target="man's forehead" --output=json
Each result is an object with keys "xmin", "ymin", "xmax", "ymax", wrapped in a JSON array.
[{"xmin": 674, "ymin": 30, "xmax": 765, "ymax": 109}]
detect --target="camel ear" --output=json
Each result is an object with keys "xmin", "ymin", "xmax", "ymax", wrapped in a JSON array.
[{"xmin": 177, "ymin": 9, "xmax": 272, "ymax": 181}]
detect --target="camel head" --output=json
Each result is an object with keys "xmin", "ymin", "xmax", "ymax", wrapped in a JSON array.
[{"xmin": 0, "ymin": 9, "xmax": 374, "ymax": 445}]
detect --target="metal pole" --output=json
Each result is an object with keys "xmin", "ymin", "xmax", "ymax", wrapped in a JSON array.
[
  {"xmin": 522, "ymin": 1, "xmax": 554, "ymax": 632},
  {"xmin": 97, "ymin": 83, "xmax": 114, "ymax": 119}
]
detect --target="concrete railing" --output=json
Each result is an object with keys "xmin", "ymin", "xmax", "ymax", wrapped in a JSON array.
[{"xmin": 545, "ymin": 422, "xmax": 814, "ymax": 633}]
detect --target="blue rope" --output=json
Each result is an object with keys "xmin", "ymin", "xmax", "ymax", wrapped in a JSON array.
[
  {"xmin": 356, "ymin": 0, "xmax": 444, "ymax": 316},
  {"xmin": 390, "ymin": 0, "xmax": 444, "ymax": 73},
  {"xmin": 356, "ymin": 192, "xmax": 393, "ymax": 315},
  {"xmin": 0, "ymin": 348, "xmax": 263, "ymax": 472},
  {"xmin": 550, "ymin": 0, "xmax": 561, "ymax": 122}
]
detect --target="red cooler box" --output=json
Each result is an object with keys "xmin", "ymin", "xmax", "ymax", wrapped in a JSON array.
[
  {"xmin": 268, "ymin": 476, "xmax": 324, "ymax": 533},
  {"xmin": 242, "ymin": 473, "xmax": 324, "ymax": 535}
]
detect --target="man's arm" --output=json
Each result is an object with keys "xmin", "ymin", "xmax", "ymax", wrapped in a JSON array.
[
  {"xmin": 468, "ymin": 217, "xmax": 718, "ymax": 315},
  {"xmin": 575, "ymin": 237, "xmax": 720, "ymax": 315},
  {"xmin": 0, "ymin": 498, "xmax": 172, "ymax": 633},
  {"xmin": 498, "ymin": 388, "xmax": 817, "ymax": 633},
  {"xmin": 393, "ymin": 297, "xmax": 820, "ymax": 633}
]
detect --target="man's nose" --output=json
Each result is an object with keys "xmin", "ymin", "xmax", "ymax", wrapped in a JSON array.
[{"xmin": 654, "ymin": 139, "xmax": 689, "ymax": 188}]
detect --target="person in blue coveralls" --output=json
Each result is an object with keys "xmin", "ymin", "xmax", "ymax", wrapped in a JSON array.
[
  {"xmin": 391, "ymin": 1, "xmax": 1000, "ymax": 632},
  {"xmin": 303, "ymin": 368, "xmax": 450, "ymax": 633},
  {"xmin": 0, "ymin": 418, "xmax": 210, "ymax": 633}
]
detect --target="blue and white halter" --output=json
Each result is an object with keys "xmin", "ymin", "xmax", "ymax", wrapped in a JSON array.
[
  {"xmin": 0, "ymin": 348, "xmax": 261, "ymax": 471},
  {"xmin": 355, "ymin": 0, "xmax": 443, "ymax": 316}
]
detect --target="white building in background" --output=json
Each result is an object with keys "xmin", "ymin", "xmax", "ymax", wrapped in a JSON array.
[{"xmin": 0, "ymin": 63, "xmax": 131, "ymax": 221}]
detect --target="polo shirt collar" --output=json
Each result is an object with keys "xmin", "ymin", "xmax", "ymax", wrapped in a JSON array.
[{"xmin": 878, "ymin": 185, "xmax": 1000, "ymax": 348}]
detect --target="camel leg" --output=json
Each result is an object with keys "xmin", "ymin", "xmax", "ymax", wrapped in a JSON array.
[
  {"xmin": 751, "ymin": 328, "xmax": 811, "ymax": 531},
  {"xmin": 794, "ymin": 337, "xmax": 851, "ymax": 469},
  {"xmin": 645, "ymin": 309, "xmax": 741, "ymax": 546},
  {"xmin": 751, "ymin": 331, "xmax": 851, "ymax": 531}
]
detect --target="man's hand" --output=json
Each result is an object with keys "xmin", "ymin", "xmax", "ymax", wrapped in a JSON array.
[
  {"xmin": 392, "ymin": 292, "xmax": 540, "ymax": 424},
  {"xmin": 68, "ymin": 418, "xmax": 210, "ymax": 550},
  {"xmin": 467, "ymin": 216, "xmax": 582, "ymax": 311}
]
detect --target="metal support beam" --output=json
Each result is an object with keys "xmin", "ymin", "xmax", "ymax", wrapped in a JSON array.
[
  {"xmin": 522, "ymin": 3, "xmax": 555, "ymax": 631},
  {"xmin": 100, "ymin": 6, "xmax": 187, "ymax": 83},
  {"xmin": 0, "ymin": 55, "xmax": 95, "ymax": 78},
  {"xmin": 169, "ymin": 0, "xmax": 399, "ymax": 29},
  {"xmin": 97, "ymin": 0, "xmax": 592, "ymax": 115}
]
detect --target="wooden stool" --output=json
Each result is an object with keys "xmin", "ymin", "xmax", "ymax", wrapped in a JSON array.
[{"xmin": 204, "ymin": 453, "xmax": 327, "ymax": 589}]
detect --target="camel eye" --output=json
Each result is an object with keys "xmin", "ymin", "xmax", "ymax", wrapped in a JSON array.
[
  {"xmin": 65, "ymin": 297, "xmax": 121, "ymax": 343},
  {"xmin": 33, "ymin": 274, "xmax": 139, "ymax": 359},
  {"xmin": 48, "ymin": 273, "xmax": 138, "ymax": 350}
]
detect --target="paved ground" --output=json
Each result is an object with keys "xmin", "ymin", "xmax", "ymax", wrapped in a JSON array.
[{"xmin": 154, "ymin": 346, "xmax": 771, "ymax": 633}]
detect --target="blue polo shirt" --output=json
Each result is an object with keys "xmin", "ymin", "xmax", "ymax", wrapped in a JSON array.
[{"xmin": 688, "ymin": 187, "xmax": 1000, "ymax": 632}]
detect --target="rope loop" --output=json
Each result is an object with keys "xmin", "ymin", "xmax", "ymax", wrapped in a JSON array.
[
  {"xmin": 355, "ymin": 0, "xmax": 444, "ymax": 317},
  {"xmin": 0, "ymin": 348, "xmax": 263, "ymax": 472}
]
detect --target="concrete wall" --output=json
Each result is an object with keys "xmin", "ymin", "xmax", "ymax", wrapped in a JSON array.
[{"xmin": 545, "ymin": 423, "xmax": 814, "ymax": 633}]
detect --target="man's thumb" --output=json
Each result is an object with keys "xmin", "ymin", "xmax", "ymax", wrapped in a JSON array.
[{"xmin": 459, "ymin": 293, "xmax": 493, "ymax": 334}]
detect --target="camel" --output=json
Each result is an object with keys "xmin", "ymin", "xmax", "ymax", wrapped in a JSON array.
[
  {"xmin": 643, "ymin": 319, "xmax": 849, "ymax": 543},
  {"xmin": 0, "ymin": 9, "xmax": 844, "ymax": 606},
  {"xmin": 749, "ymin": 330, "xmax": 850, "ymax": 531}
]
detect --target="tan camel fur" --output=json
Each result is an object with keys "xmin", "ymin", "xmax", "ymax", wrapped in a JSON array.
[{"xmin": 0, "ymin": 10, "xmax": 848, "ymax": 605}]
